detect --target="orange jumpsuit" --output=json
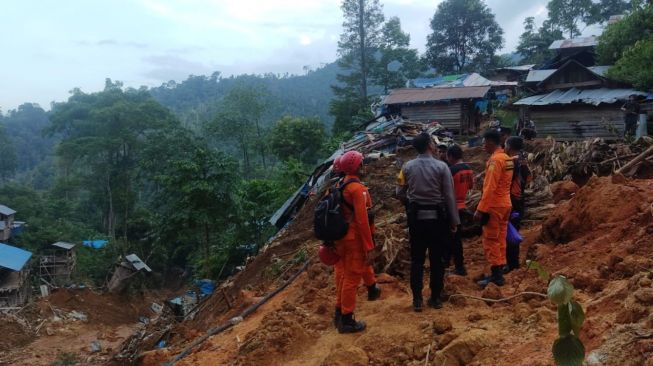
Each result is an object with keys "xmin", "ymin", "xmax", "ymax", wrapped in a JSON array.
[
  {"xmin": 478, "ymin": 148, "xmax": 513, "ymax": 267},
  {"xmin": 334, "ymin": 175, "xmax": 375, "ymax": 315}
]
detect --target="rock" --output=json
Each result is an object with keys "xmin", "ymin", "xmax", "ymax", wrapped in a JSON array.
[
  {"xmin": 419, "ymin": 321, "xmax": 431, "ymax": 331},
  {"xmin": 550, "ymin": 180, "xmax": 578, "ymax": 203},
  {"xmin": 467, "ymin": 312, "xmax": 482, "ymax": 322},
  {"xmin": 321, "ymin": 346, "xmax": 369, "ymax": 366},
  {"xmin": 376, "ymin": 273, "xmax": 397, "ymax": 284},
  {"xmin": 437, "ymin": 332, "xmax": 458, "ymax": 349},
  {"xmin": 432, "ymin": 317, "xmax": 453, "ymax": 335},
  {"xmin": 481, "ymin": 283, "xmax": 503, "ymax": 300},
  {"xmin": 639, "ymin": 277, "xmax": 652, "ymax": 288},
  {"xmin": 634, "ymin": 288, "xmax": 653, "ymax": 305},
  {"xmin": 432, "ymin": 329, "xmax": 490, "ymax": 366},
  {"xmin": 315, "ymin": 304, "xmax": 328, "ymax": 315},
  {"xmin": 616, "ymin": 297, "xmax": 649, "ymax": 324}
]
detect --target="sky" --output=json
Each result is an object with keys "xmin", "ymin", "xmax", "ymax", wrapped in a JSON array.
[{"xmin": 0, "ymin": 0, "xmax": 599, "ymax": 111}]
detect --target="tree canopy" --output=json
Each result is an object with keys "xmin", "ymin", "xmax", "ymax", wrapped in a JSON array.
[{"xmin": 425, "ymin": 0, "xmax": 504, "ymax": 73}]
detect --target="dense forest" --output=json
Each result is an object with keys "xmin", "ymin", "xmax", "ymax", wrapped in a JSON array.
[{"xmin": 0, "ymin": 0, "xmax": 651, "ymax": 291}]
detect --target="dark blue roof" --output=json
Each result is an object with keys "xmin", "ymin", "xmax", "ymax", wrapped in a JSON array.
[{"xmin": 0, "ymin": 243, "xmax": 32, "ymax": 271}]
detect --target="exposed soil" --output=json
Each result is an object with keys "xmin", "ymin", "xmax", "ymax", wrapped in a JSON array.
[{"xmin": 134, "ymin": 142, "xmax": 653, "ymax": 366}]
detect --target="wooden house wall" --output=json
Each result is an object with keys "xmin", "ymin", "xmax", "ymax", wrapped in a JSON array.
[
  {"xmin": 527, "ymin": 105, "xmax": 625, "ymax": 141},
  {"xmin": 400, "ymin": 102, "xmax": 467, "ymax": 132}
]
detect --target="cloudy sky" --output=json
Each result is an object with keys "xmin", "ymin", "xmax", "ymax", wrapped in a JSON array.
[{"xmin": 1, "ymin": 0, "xmax": 595, "ymax": 110}]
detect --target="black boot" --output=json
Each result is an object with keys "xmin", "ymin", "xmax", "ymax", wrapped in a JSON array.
[
  {"xmin": 367, "ymin": 284, "xmax": 381, "ymax": 301},
  {"xmin": 333, "ymin": 307, "xmax": 341, "ymax": 328},
  {"xmin": 477, "ymin": 266, "xmax": 505, "ymax": 288},
  {"xmin": 427, "ymin": 297, "xmax": 443, "ymax": 309},
  {"xmin": 413, "ymin": 297, "xmax": 423, "ymax": 312},
  {"xmin": 338, "ymin": 313, "xmax": 366, "ymax": 334}
]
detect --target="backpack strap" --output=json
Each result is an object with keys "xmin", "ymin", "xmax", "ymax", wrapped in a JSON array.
[{"xmin": 338, "ymin": 178, "xmax": 361, "ymax": 211}]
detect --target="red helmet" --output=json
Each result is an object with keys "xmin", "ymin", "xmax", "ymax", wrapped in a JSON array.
[
  {"xmin": 339, "ymin": 151, "xmax": 364, "ymax": 175},
  {"xmin": 332, "ymin": 155, "xmax": 342, "ymax": 173},
  {"xmin": 318, "ymin": 245, "xmax": 340, "ymax": 266}
]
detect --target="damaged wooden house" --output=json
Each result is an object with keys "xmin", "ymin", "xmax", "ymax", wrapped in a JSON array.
[
  {"xmin": 39, "ymin": 241, "xmax": 76, "ymax": 287},
  {"xmin": 516, "ymin": 59, "xmax": 649, "ymax": 140},
  {"xmin": 107, "ymin": 254, "xmax": 152, "ymax": 293},
  {"xmin": 0, "ymin": 243, "xmax": 33, "ymax": 307}
]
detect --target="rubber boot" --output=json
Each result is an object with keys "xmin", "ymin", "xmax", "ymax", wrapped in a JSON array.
[
  {"xmin": 477, "ymin": 266, "xmax": 505, "ymax": 288},
  {"xmin": 367, "ymin": 284, "xmax": 381, "ymax": 301},
  {"xmin": 333, "ymin": 307, "xmax": 341, "ymax": 328},
  {"xmin": 338, "ymin": 313, "xmax": 366, "ymax": 334}
]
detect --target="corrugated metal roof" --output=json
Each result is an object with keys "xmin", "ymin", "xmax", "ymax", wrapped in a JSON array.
[
  {"xmin": 526, "ymin": 69, "xmax": 556, "ymax": 83},
  {"xmin": 588, "ymin": 66, "xmax": 611, "ymax": 77},
  {"xmin": 384, "ymin": 86, "xmax": 490, "ymax": 105},
  {"xmin": 125, "ymin": 254, "xmax": 152, "ymax": 272},
  {"xmin": 410, "ymin": 73, "xmax": 492, "ymax": 88},
  {"xmin": 52, "ymin": 242, "xmax": 76, "ymax": 250},
  {"xmin": 549, "ymin": 36, "xmax": 598, "ymax": 50},
  {"xmin": 495, "ymin": 64, "xmax": 535, "ymax": 72},
  {"xmin": 0, "ymin": 243, "xmax": 32, "ymax": 271},
  {"xmin": 0, "ymin": 205, "xmax": 16, "ymax": 216},
  {"xmin": 514, "ymin": 88, "xmax": 648, "ymax": 106}
]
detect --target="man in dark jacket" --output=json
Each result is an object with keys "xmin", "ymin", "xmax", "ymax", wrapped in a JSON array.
[{"xmin": 396, "ymin": 133, "xmax": 460, "ymax": 311}]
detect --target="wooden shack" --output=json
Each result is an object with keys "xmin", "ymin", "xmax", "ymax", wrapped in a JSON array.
[
  {"xmin": 39, "ymin": 242, "xmax": 76, "ymax": 287},
  {"xmin": 383, "ymin": 86, "xmax": 490, "ymax": 133},
  {"xmin": 515, "ymin": 60, "xmax": 648, "ymax": 140},
  {"xmin": 0, "ymin": 205, "xmax": 16, "ymax": 241},
  {"xmin": 0, "ymin": 243, "xmax": 32, "ymax": 307}
]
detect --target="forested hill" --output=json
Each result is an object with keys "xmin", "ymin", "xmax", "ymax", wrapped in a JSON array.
[{"xmin": 148, "ymin": 62, "xmax": 339, "ymax": 129}]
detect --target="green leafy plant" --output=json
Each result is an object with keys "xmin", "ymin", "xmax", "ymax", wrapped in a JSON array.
[{"xmin": 527, "ymin": 261, "xmax": 586, "ymax": 366}]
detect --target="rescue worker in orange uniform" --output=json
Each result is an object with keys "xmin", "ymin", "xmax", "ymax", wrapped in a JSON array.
[
  {"xmin": 331, "ymin": 155, "xmax": 380, "ymax": 330},
  {"xmin": 333, "ymin": 150, "xmax": 377, "ymax": 333},
  {"xmin": 474, "ymin": 129, "xmax": 514, "ymax": 288}
]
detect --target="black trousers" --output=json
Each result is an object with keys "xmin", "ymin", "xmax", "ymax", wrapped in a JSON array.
[
  {"xmin": 408, "ymin": 217, "xmax": 448, "ymax": 301},
  {"xmin": 507, "ymin": 196, "xmax": 524, "ymax": 269}
]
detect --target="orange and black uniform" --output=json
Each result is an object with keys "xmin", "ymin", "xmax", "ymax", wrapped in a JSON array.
[
  {"xmin": 446, "ymin": 163, "xmax": 474, "ymax": 269},
  {"xmin": 478, "ymin": 148, "xmax": 513, "ymax": 267},
  {"xmin": 334, "ymin": 175, "xmax": 375, "ymax": 316}
]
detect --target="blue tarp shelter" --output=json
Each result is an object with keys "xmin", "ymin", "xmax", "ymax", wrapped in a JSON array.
[
  {"xmin": 83, "ymin": 240, "xmax": 108, "ymax": 249},
  {"xmin": 0, "ymin": 243, "xmax": 32, "ymax": 271}
]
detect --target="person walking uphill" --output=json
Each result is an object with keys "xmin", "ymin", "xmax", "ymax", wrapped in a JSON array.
[
  {"xmin": 475, "ymin": 130, "xmax": 513, "ymax": 288},
  {"xmin": 396, "ymin": 133, "xmax": 460, "ymax": 312},
  {"xmin": 331, "ymin": 155, "xmax": 381, "ymax": 332},
  {"xmin": 333, "ymin": 151, "xmax": 377, "ymax": 333}
]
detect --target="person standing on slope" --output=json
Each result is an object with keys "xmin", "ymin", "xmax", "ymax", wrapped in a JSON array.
[
  {"xmin": 334, "ymin": 151, "xmax": 377, "ymax": 333},
  {"xmin": 331, "ymin": 155, "xmax": 381, "ymax": 331},
  {"xmin": 396, "ymin": 133, "xmax": 460, "ymax": 312},
  {"xmin": 475, "ymin": 130, "xmax": 513, "ymax": 288},
  {"xmin": 445, "ymin": 144, "xmax": 474, "ymax": 276}
]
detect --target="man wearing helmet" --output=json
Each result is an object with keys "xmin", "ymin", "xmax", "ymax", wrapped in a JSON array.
[
  {"xmin": 333, "ymin": 150, "xmax": 377, "ymax": 333},
  {"xmin": 331, "ymin": 155, "xmax": 381, "ymax": 332},
  {"xmin": 396, "ymin": 132, "xmax": 460, "ymax": 312}
]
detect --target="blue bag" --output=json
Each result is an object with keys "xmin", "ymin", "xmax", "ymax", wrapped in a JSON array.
[{"xmin": 506, "ymin": 222, "xmax": 523, "ymax": 246}]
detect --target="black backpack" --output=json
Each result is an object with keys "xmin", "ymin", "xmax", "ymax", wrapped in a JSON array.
[{"xmin": 314, "ymin": 179, "xmax": 358, "ymax": 242}]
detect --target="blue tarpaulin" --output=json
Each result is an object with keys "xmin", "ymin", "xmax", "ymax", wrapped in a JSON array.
[
  {"xmin": 83, "ymin": 240, "xmax": 108, "ymax": 249},
  {"xmin": 195, "ymin": 279, "xmax": 215, "ymax": 296},
  {"xmin": 0, "ymin": 243, "xmax": 32, "ymax": 271}
]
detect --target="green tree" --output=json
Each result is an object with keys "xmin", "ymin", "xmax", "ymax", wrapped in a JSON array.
[
  {"xmin": 607, "ymin": 34, "xmax": 653, "ymax": 90},
  {"xmin": 48, "ymin": 79, "xmax": 178, "ymax": 239},
  {"xmin": 425, "ymin": 0, "xmax": 504, "ymax": 73},
  {"xmin": 331, "ymin": 0, "xmax": 385, "ymax": 134},
  {"xmin": 593, "ymin": 0, "xmax": 632, "ymax": 22},
  {"xmin": 0, "ymin": 124, "xmax": 17, "ymax": 181},
  {"xmin": 207, "ymin": 84, "xmax": 270, "ymax": 173},
  {"xmin": 269, "ymin": 116, "xmax": 326, "ymax": 164},
  {"xmin": 517, "ymin": 17, "xmax": 564, "ymax": 65},
  {"xmin": 547, "ymin": 0, "xmax": 595, "ymax": 38},
  {"xmin": 597, "ymin": 4, "xmax": 653, "ymax": 64},
  {"xmin": 371, "ymin": 16, "xmax": 422, "ymax": 93}
]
